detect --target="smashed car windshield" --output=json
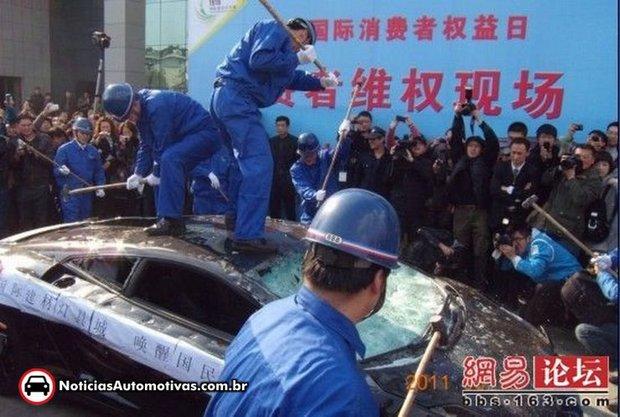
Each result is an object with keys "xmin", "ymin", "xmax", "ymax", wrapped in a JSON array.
[{"xmin": 252, "ymin": 252, "xmax": 445, "ymax": 358}]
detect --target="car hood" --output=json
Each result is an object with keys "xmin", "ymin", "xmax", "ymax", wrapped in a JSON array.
[{"xmin": 362, "ymin": 278, "xmax": 554, "ymax": 416}]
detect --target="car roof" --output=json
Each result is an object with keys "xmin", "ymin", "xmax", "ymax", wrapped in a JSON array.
[{"xmin": 6, "ymin": 215, "xmax": 308, "ymax": 276}]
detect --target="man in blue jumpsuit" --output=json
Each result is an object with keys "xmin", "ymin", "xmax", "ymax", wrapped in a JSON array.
[
  {"xmin": 210, "ymin": 17, "xmax": 339, "ymax": 252},
  {"xmin": 205, "ymin": 188, "xmax": 400, "ymax": 417},
  {"xmin": 54, "ymin": 117, "xmax": 105, "ymax": 222},
  {"xmin": 102, "ymin": 83, "xmax": 221, "ymax": 236},
  {"xmin": 290, "ymin": 130, "xmax": 351, "ymax": 224},
  {"xmin": 190, "ymin": 145, "xmax": 239, "ymax": 216}
]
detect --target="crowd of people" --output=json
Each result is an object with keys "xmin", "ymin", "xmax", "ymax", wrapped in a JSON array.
[
  {"xmin": 269, "ymin": 107, "xmax": 619, "ymax": 372},
  {"xmin": 0, "ymin": 15, "xmax": 617, "ymax": 416}
]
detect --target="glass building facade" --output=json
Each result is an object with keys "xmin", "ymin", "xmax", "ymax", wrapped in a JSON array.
[{"xmin": 145, "ymin": 0, "xmax": 188, "ymax": 91}]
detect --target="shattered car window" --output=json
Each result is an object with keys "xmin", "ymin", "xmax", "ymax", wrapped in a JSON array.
[{"xmin": 254, "ymin": 252, "xmax": 445, "ymax": 358}]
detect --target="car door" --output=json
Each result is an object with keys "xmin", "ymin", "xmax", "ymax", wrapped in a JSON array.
[{"xmin": 39, "ymin": 256, "xmax": 196, "ymax": 414}]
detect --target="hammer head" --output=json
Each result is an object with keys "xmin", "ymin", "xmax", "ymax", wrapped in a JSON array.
[
  {"xmin": 521, "ymin": 194, "xmax": 539, "ymax": 209},
  {"xmin": 429, "ymin": 314, "xmax": 448, "ymax": 342}
]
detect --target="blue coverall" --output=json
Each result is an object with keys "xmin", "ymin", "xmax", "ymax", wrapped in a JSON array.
[
  {"xmin": 190, "ymin": 146, "xmax": 239, "ymax": 215},
  {"xmin": 290, "ymin": 140, "xmax": 351, "ymax": 225},
  {"xmin": 204, "ymin": 285, "xmax": 379, "ymax": 417},
  {"xmin": 210, "ymin": 19, "xmax": 323, "ymax": 240},
  {"xmin": 134, "ymin": 89, "xmax": 221, "ymax": 219},
  {"xmin": 509, "ymin": 228, "xmax": 582, "ymax": 283},
  {"xmin": 54, "ymin": 139, "xmax": 105, "ymax": 222}
]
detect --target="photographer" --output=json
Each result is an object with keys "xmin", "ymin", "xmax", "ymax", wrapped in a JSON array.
[
  {"xmin": 0, "ymin": 121, "xmax": 15, "ymax": 238},
  {"xmin": 446, "ymin": 102, "xmax": 499, "ymax": 289},
  {"xmin": 506, "ymin": 121, "xmax": 529, "ymax": 143},
  {"xmin": 498, "ymin": 224, "xmax": 582, "ymax": 326},
  {"xmin": 527, "ymin": 124, "xmax": 560, "ymax": 204},
  {"xmin": 385, "ymin": 114, "xmax": 421, "ymax": 150},
  {"xmin": 352, "ymin": 126, "xmax": 391, "ymax": 200},
  {"xmin": 530, "ymin": 144, "xmax": 603, "ymax": 254},
  {"xmin": 342, "ymin": 111, "xmax": 373, "ymax": 187},
  {"xmin": 33, "ymin": 102, "xmax": 61, "ymax": 134},
  {"xmin": 490, "ymin": 137, "xmax": 539, "ymax": 232},
  {"xmin": 388, "ymin": 134, "xmax": 433, "ymax": 243},
  {"xmin": 92, "ymin": 116, "xmax": 117, "ymax": 175}
]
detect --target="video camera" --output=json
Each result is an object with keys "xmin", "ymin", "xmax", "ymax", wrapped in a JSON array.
[
  {"xmin": 560, "ymin": 155, "xmax": 582, "ymax": 171},
  {"xmin": 459, "ymin": 86, "xmax": 477, "ymax": 116},
  {"xmin": 493, "ymin": 218, "xmax": 512, "ymax": 249},
  {"xmin": 392, "ymin": 139, "xmax": 412, "ymax": 160},
  {"xmin": 91, "ymin": 31, "xmax": 111, "ymax": 49}
]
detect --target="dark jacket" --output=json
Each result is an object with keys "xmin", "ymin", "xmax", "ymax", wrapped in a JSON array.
[
  {"xmin": 527, "ymin": 143, "xmax": 560, "ymax": 205},
  {"xmin": 531, "ymin": 165, "xmax": 603, "ymax": 239},
  {"xmin": 489, "ymin": 160, "xmax": 539, "ymax": 230},
  {"xmin": 11, "ymin": 134, "xmax": 54, "ymax": 188},
  {"xmin": 447, "ymin": 115, "xmax": 499, "ymax": 208},
  {"xmin": 0, "ymin": 133, "xmax": 16, "ymax": 188},
  {"xmin": 353, "ymin": 149, "xmax": 392, "ymax": 200},
  {"xmin": 269, "ymin": 134, "xmax": 298, "ymax": 187},
  {"xmin": 388, "ymin": 151, "xmax": 434, "ymax": 231}
]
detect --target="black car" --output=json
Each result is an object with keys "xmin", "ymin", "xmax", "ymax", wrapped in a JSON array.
[{"xmin": 0, "ymin": 217, "xmax": 564, "ymax": 416}]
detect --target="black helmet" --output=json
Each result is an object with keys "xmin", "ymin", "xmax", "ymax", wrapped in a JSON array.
[{"xmin": 287, "ymin": 17, "xmax": 317, "ymax": 45}]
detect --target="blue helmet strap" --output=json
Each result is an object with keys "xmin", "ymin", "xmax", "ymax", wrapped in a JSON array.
[{"xmin": 309, "ymin": 244, "xmax": 372, "ymax": 269}]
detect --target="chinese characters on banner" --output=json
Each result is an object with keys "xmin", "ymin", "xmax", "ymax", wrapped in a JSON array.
[
  {"xmin": 462, "ymin": 355, "xmax": 609, "ymax": 390},
  {"xmin": 310, "ymin": 15, "xmax": 528, "ymax": 42},
  {"xmin": 277, "ymin": 68, "xmax": 565, "ymax": 120}
]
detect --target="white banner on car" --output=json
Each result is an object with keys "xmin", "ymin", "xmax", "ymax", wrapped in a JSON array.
[{"xmin": 0, "ymin": 265, "xmax": 224, "ymax": 384}]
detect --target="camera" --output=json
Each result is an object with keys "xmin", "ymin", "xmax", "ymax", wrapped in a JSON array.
[
  {"xmin": 392, "ymin": 139, "xmax": 412, "ymax": 160},
  {"xmin": 560, "ymin": 155, "xmax": 582, "ymax": 171},
  {"xmin": 494, "ymin": 218, "xmax": 512, "ymax": 249},
  {"xmin": 395, "ymin": 115, "xmax": 407, "ymax": 123},
  {"xmin": 543, "ymin": 142, "xmax": 552, "ymax": 151},
  {"xmin": 459, "ymin": 86, "xmax": 477, "ymax": 116},
  {"xmin": 91, "ymin": 31, "xmax": 111, "ymax": 49},
  {"xmin": 574, "ymin": 124, "xmax": 583, "ymax": 131}
]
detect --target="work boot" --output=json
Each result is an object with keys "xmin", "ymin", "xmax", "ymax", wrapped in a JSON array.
[
  {"xmin": 230, "ymin": 238, "xmax": 277, "ymax": 254},
  {"xmin": 144, "ymin": 218, "xmax": 185, "ymax": 236}
]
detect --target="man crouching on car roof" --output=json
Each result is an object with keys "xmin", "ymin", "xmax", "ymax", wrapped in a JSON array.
[{"xmin": 204, "ymin": 188, "xmax": 400, "ymax": 417}]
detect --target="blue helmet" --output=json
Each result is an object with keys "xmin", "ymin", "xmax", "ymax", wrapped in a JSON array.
[
  {"xmin": 305, "ymin": 188, "xmax": 400, "ymax": 269},
  {"xmin": 102, "ymin": 83, "xmax": 134, "ymax": 121},
  {"xmin": 72, "ymin": 117, "xmax": 92, "ymax": 134},
  {"xmin": 297, "ymin": 132, "xmax": 320, "ymax": 154}
]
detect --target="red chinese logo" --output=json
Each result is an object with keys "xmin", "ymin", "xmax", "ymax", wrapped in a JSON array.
[{"xmin": 533, "ymin": 356, "xmax": 609, "ymax": 390}]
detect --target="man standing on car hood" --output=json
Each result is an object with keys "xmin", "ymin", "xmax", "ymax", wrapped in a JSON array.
[{"xmin": 205, "ymin": 189, "xmax": 400, "ymax": 417}]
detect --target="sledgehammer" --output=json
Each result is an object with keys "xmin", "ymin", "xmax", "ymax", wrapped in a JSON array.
[
  {"xmin": 522, "ymin": 195, "xmax": 594, "ymax": 257},
  {"xmin": 398, "ymin": 315, "xmax": 448, "ymax": 417},
  {"xmin": 522, "ymin": 195, "xmax": 617, "ymax": 278}
]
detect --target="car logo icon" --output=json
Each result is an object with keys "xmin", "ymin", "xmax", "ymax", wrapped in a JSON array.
[{"xmin": 18, "ymin": 368, "xmax": 56, "ymax": 405}]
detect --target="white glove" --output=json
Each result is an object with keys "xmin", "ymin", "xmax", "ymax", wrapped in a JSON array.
[
  {"xmin": 59, "ymin": 165, "xmax": 70, "ymax": 176},
  {"xmin": 320, "ymin": 72, "xmax": 339, "ymax": 88},
  {"xmin": 96, "ymin": 189, "xmax": 105, "ymax": 198},
  {"xmin": 316, "ymin": 189, "xmax": 326, "ymax": 202},
  {"xmin": 338, "ymin": 119, "xmax": 351, "ymax": 136},
  {"xmin": 145, "ymin": 173, "xmax": 160, "ymax": 186},
  {"xmin": 126, "ymin": 174, "xmax": 144, "ymax": 190},
  {"xmin": 297, "ymin": 45, "xmax": 317, "ymax": 65},
  {"xmin": 208, "ymin": 172, "xmax": 221, "ymax": 190},
  {"xmin": 505, "ymin": 185, "xmax": 515, "ymax": 195},
  {"xmin": 593, "ymin": 254, "xmax": 612, "ymax": 271}
]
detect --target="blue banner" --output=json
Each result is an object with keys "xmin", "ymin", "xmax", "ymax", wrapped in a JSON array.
[{"xmin": 188, "ymin": 0, "xmax": 618, "ymax": 142}]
